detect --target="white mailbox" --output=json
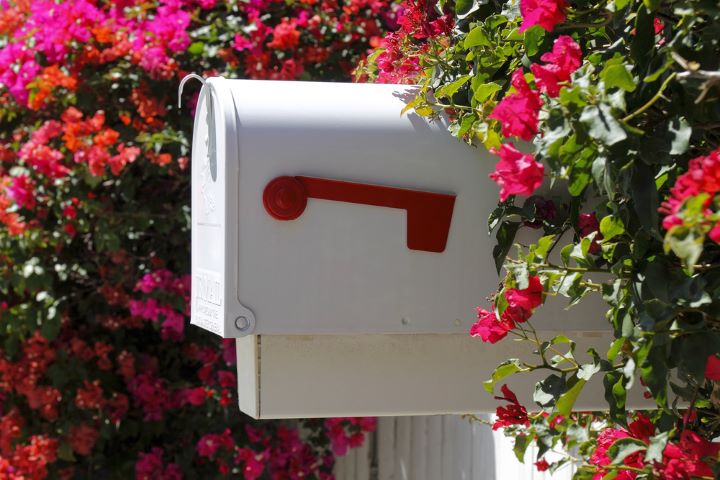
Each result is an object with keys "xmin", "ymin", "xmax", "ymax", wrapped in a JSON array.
[{"xmin": 190, "ymin": 78, "xmax": 641, "ymax": 419}]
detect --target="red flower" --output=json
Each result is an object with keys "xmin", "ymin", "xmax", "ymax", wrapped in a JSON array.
[
  {"xmin": 63, "ymin": 204, "xmax": 77, "ymax": 219},
  {"xmin": 530, "ymin": 36, "xmax": 582, "ymax": 97},
  {"xmin": 492, "ymin": 385, "xmax": 529, "ymax": 430},
  {"xmin": 235, "ymin": 448, "xmax": 266, "ymax": 480},
  {"xmin": 535, "ymin": 459, "xmax": 550, "ymax": 471},
  {"xmin": 196, "ymin": 429, "xmax": 234, "ymax": 458},
  {"xmin": 627, "ymin": 414, "xmax": 654, "ymax": 442},
  {"xmin": 217, "ymin": 370, "xmax": 236, "ymax": 388},
  {"xmin": 490, "ymin": 69, "xmax": 542, "ymax": 141},
  {"xmin": 6, "ymin": 175, "xmax": 36, "ymax": 210},
  {"xmin": 181, "ymin": 387, "xmax": 207, "ymax": 406},
  {"xmin": 470, "ymin": 307, "xmax": 513, "ymax": 343},
  {"xmin": 659, "ymin": 431, "xmax": 720, "ymax": 480},
  {"xmin": 705, "ymin": 355, "xmax": 720, "ymax": 381},
  {"xmin": 75, "ymin": 380, "xmax": 105, "ymax": 410},
  {"xmin": 578, "ymin": 213, "xmax": 603, "ymax": 254},
  {"xmin": 519, "ymin": 0, "xmax": 567, "ymax": 32},
  {"xmin": 489, "ymin": 143, "xmax": 545, "ymax": 202},
  {"xmin": 590, "ymin": 427, "xmax": 639, "ymax": 479},
  {"xmin": 503, "ymin": 275, "xmax": 544, "ymax": 323},
  {"xmin": 267, "ymin": 19, "xmax": 301, "ymax": 50},
  {"xmin": 539, "ymin": 35, "xmax": 582, "ymax": 78},
  {"xmin": 660, "ymin": 148, "xmax": 720, "ymax": 234},
  {"xmin": 0, "ymin": 408, "xmax": 25, "ymax": 455},
  {"xmin": 69, "ymin": 423, "xmax": 99, "ymax": 456},
  {"xmin": 709, "ymin": 223, "xmax": 720, "ymax": 243}
]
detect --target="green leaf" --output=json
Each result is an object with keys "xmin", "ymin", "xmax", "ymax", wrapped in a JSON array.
[
  {"xmin": 493, "ymin": 221, "xmax": 521, "ymax": 274},
  {"xmin": 456, "ymin": 0, "xmax": 485, "ymax": 19},
  {"xmin": 473, "ymin": 82, "xmax": 502, "ymax": 102},
  {"xmin": 668, "ymin": 117, "xmax": 691, "ymax": 155},
  {"xmin": 608, "ymin": 438, "xmax": 647, "ymax": 465},
  {"xmin": 604, "ymin": 371, "xmax": 627, "ymax": 422},
  {"xmin": 600, "ymin": 215, "xmax": 625, "ymax": 241},
  {"xmin": 631, "ymin": 7, "xmax": 654, "ymax": 63},
  {"xmin": 600, "ymin": 58, "xmax": 637, "ymax": 92},
  {"xmin": 514, "ymin": 434, "xmax": 530, "ymax": 462},
  {"xmin": 188, "ymin": 42, "xmax": 204, "ymax": 56},
  {"xmin": 523, "ymin": 26, "xmax": 545, "ymax": 57},
  {"xmin": 560, "ymin": 243, "xmax": 573, "ymax": 266},
  {"xmin": 676, "ymin": 332, "xmax": 720, "ymax": 383},
  {"xmin": 534, "ymin": 374, "xmax": 566, "ymax": 407},
  {"xmin": 464, "ymin": 26, "xmax": 491, "ymax": 48},
  {"xmin": 400, "ymin": 96, "xmax": 422, "ymax": 116},
  {"xmin": 607, "ymin": 338, "xmax": 626, "ymax": 362},
  {"xmin": 637, "ymin": 338, "xmax": 668, "ymax": 406},
  {"xmin": 436, "ymin": 75, "xmax": 472, "ymax": 99},
  {"xmin": 631, "ymin": 162, "xmax": 659, "ymax": 234},
  {"xmin": 578, "ymin": 361, "xmax": 601, "ymax": 381},
  {"xmin": 534, "ymin": 235, "xmax": 555, "ymax": 261},
  {"xmin": 664, "ymin": 226, "xmax": 703, "ymax": 268},
  {"xmin": 645, "ymin": 432, "xmax": 669, "ymax": 463},
  {"xmin": 556, "ymin": 378, "xmax": 586, "ymax": 416},
  {"xmin": 568, "ymin": 149, "xmax": 593, "ymax": 196},
  {"xmin": 457, "ymin": 114, "xmax": 476, "ymax": 137},
  {"xmin": 57, "ymin": 442, "xmax": 76, "ymax": 462},
  {"xmin": 484, "ymin": 359, "xmax": 525, "ymax": 394},
  {"xmin": 41, "ymin": 314, "xmax": 61, "ymax": 341},
  {"xmin": 580, "ymin": 104, "xmax": 627, "ymax": 146},
  {"xmin": 613, "ymin": 0, "xmax": 630, "ymax": 9}
]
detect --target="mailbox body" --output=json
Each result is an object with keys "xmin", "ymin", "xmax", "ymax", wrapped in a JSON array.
[{"xmin": 190, "ymin": 78, "xmax": 633, "ymax": 418}]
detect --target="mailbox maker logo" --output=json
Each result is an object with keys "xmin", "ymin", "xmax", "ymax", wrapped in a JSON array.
[{"xmin": 193, "ymin": 270, "xmax": 223, "ymax": 335}]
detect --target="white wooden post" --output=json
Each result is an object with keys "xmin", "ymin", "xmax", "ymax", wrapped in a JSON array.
[{"xmin": 334, "ymin": 415, "xmax": 577, "ymax": 480}]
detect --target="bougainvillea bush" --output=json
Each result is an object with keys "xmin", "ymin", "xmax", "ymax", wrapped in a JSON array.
[
  {"xmin": 0, "ymin": 0, "xmax": 392, "ymax": 477},
  {"xmin": 364, "ymin": 0, "xmax": 720, "ymax": 477}
]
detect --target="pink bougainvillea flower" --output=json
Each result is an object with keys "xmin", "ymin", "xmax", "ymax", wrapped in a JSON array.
[
  {"xmin": 531, "ymin": 36, "xmax": 582, "ymax": 97},
  {"xmin": 181, "ymin": 387, "xmax": 207, "ymax": 406},
  {"xmin": 235, "ymin": 448, "xmax": 266, "ymax": 480},
  {"xmin": 660, "ymin": 148, "xmax": 720, "ymax": 231},
  {"xmin": 490, "ymin": 69, "xmax": 542, "ymax": 140},
  {"xmin": 505, "ymin": 275, "xmax": 543, "ymax": 311},
  {"xmin": 470, "ymin": 307, "xmax": 514, "ymax": 343},
  {"xmin": 196, "ymin": 429, "xmax": 234, "ymax": 458},
  {"xmin": 659, "ymin": 431, "xmax": 720, "ymax": 480},
  {"xmin": 519, "ymin": 0, "xmax": 567, "ymax": 32},
  {"xmin": 708, "ymin": 223, "xmax": 720, "ymax": 243},
  {"xmin": 160, "ymin": 310, "xmax": 185, "ymax": 342},
  {"xmin": 540, "ymin": 35, "xmax": 582, "ymax": 76},
  {"xmin": 492, "ymin": 384, "xmax": 529, "ymax": 429},
  {"xmin": 705, "ymin": 355, "xmax": 720, "ymax": 380},
  {"xmin": 530, "ymin": 63, "xmax": 564, "ymax": 98},
  {"xmin": 6, "ymin": 175, "xmax": 36, "ymax": 210},
  {"xmin": 489, "ymin": 143, "xmax": 545, "ymax": 202},
  {"xmin": 503, "ymin": 275, "xmax": 544, "ymax": 323},
  {"xmin": 590, "ymin": 427, "xmax": 641, "ymax": 480}
]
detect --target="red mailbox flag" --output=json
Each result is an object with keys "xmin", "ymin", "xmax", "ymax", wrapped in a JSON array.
[{"xmin": 263, "ymin": 176, "xmax": 456, "ymax": 253}]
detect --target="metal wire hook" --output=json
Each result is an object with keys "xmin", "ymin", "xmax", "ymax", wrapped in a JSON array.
[{"xmin": 178, "ymin": 73, "xmax": 206, "ymax": 109}]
